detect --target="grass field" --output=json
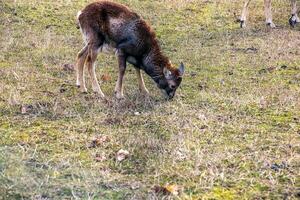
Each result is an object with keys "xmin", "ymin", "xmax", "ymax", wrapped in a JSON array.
[{"xmin": 0, "ymin": 0, "xmax": 299, "ymax": 199}]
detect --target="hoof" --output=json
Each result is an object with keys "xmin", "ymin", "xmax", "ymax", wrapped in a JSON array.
[
  {"xmin": 92, "ymin": 88, "xmax": 105, "ymax": 98},
  {"xmin": 240, "ymin": 20, "xmax": 246, "ymax": 28},
  {"xmin": 94, "ymin": 92, "xmax": 105, "ymax": 99},
  {"xmin": 289, "ymin": 16, "xmax": 297, "ymax": 28},
  {"xmin": 116, "ymin": 95, "xmax": 125, "ymax": 100},
  {"xmin": 266, "ymin": 22, "xmax": 276, "ymax": 28},
  {"xmin": 139, "ymin": 88, "xmax": 149, "ymax": 95},
  {"xmin": 115, "ymin": 91, "xmax": 124, "ymax": 100},
  {"xmin": 79, "ymin": 86, "xmax": 87, "ymax": 93}
]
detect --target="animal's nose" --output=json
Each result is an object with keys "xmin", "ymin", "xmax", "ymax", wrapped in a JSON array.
[{"xmin": 168, "ymin": 91, "xmax": 175, "ymax": 99}]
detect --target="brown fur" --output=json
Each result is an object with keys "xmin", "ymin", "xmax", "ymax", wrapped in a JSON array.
[
  {"xmin": 79, "ymin": 1, "xmax": 176, "ymax": 72},
  {"xmin": 76, "ymin": 1, "xmax": 184, "ymax": 99}
]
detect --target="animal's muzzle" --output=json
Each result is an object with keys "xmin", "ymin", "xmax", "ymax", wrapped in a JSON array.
[
  {"xmin": 161, "ymin": 88, "xmax": 175, "ymax": 99},
  {"xmin": 167, "ymin": 91, "xmax": 175, "ymax": 99}
]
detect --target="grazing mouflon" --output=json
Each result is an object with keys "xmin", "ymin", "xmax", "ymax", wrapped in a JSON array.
[
  {"xmin": 239, "ymin": 0, "xmax": 299, "ymax": 28},
  {"xmin": 76, "ymin": 1, "xmax": 184, "ymax": 99}
]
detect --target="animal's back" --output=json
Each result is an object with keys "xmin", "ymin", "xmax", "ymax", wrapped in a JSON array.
[
  {"xmin": 77, "ymin": 1, "xmax": 156, "ymax": 56},
  {"xmin": 78, "ymin": 1, "xmax": 137, "ymax": 42}
]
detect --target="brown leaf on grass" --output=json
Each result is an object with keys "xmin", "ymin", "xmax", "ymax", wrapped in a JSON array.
[
  {"xmin": 21, "ymin": 105, "xmax": 34, "ymax": 114},
  {"xmin": 130, "ymin": 182, "xmax": 140, "ymax": 190},
  {"xmin": 63, "ymin": 63, "xmax": 75, "ymax": 71},
  {"xmin": 153, "ymin": 184, "xmax": 181, "ymax": 196},
  {"xmin": 244, "ymin": 47, "xmax": 258, "ymax": 53},
  {"xmin": 95, "ymin": 153, "xmax": 106, "ymax": 162},
  {"xmin": 198, "ymin": 82, "xmax": 208, "ymax": 91},
  {"xmin": 104, "ymin": 117, "xmax": 121, "ymax": 125},
  {"xmin": 116, "ymin": 149, "xmax": 129, "ymax": 161},
  {"xmin": 266, "ymin": 67, "xmax": 276, "ymax": 72},
  {"xmin": 101, "ymin": 74, "xmax": 111, "ymax": 82},
  {"xmin": 259, "ymin": 96, "xmax": 268, "ymax": 109},
  {"xmin": 88, "ymin": 135, "xmax": 109, "ymax": 148},
  {"xmin": 153, "ymin": 185, "xmax": 169, "ymax": 195},
  {"xmin": 190, "ymin": 72, "xmax": 197, "ymax": 77},
  {"xmin": 259, "ymin": 66, "xmax": 277, "ymax": 74},
  {"xmin": 165, "ymin": 184, "xmax": 180, "ymax": 195}
]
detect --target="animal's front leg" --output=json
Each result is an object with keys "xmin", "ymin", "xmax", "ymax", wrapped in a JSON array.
[
  {"xmin": 135, "ymin": 68, "xmax": 149, "ymax": 95},
  {"xmin": 240, "ymin": 0, "xmax": 251, "ymax": 28},
  {"xmin": 76, "ymin": 45, "xmax": 88, "ymax": 93},
  {"xmin": 115, "ymin": 51, "xmax": 127, "ymax": 99},
  {"xmin": 264, "ymin": 0, "xmax": 276, "ymax": 28}
]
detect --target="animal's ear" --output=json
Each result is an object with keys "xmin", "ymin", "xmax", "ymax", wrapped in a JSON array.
[
  {"xmin": 178, "ymin": 62, "xmax": 185, "ymax": 77},
  {"xmin": 163, "ymin": 67, "xmax": 172, "ymax": 78}
]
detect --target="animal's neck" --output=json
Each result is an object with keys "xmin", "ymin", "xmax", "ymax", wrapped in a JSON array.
[{"xmin": 142, "ymin": 48, "xmax": 174, "ymax": 83}]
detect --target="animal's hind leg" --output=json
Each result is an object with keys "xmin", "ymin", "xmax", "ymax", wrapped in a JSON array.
[
  {"xmin": 86, "ymin": 43, "xmax": 105, "ymax": 98},
  {"xmin": 240, "ymin": 0, "xmax": 251, "ymax": 28},
  {"xmin": 264, "ymin": 0, "xmax": 275, "ymax": 28},
  {"xmin": 289, "ymin": 0, "xmax": 299, "ymax": 27},
  {"xmin": 76, "ymin": 45, "xmax": 88, "ymax": 93}
]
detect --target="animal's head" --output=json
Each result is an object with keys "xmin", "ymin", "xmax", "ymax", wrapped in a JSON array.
[{"xmin": 158, "ymin": 63, "xmax": 185, "ymax": 99}]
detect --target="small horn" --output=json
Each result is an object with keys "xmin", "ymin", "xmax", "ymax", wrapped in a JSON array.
[{"xmin": 178, "ymin": 62, "xmax": 185, "ymax": 76}]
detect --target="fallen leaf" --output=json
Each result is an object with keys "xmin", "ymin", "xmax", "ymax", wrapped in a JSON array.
[
  {"xmin": 259, "ymin": 96, "xmax": 268, "ymax": 109},
  {"xmin": 153, "ymin": 184, "xmax": 181, "ymax": 196},
  {"xmin": 258, "ymin": 66, "xmax": 278, "ymax": 74},
  {"xmin": 270, "ymin": 162, "xmax": 288, "ymax": 172},
  {"xmin": 116, "ymin": 149, "xmax": 129, "ymax": 161},
  {"xmin": 101, "ymin": 74, "xmax": 111, "ymax": 82},
  {"xmin": 63, "ymin": 63, "xmax": 75, "ymax": 71},
  {"xmin": 88, "ymin": 135, "xmax": 109, "ymax": 148},
  {"xmin": 104, "ymin": 117, "xmax": 121, "ymax": 125},
  {"xmin": 153, "ymin": 186, "xmax": 168, "ymax": 195},
  {"xmin": 245, "ymin": 47, "xmax": 258, "ymax": 53},
  {"xmin": 266, "ymin": 66, "xmax": 276, "ymax": 72},
  {"xmin": 198, "ymin": 82, "xmax": 208, "ymax": 91},
  {"xmin": 130, "ymin": 182, "xmax": 140, "ymax": 190},
  {"xmin": 21, "ymin": 106, "xmax": 27, "ymax": 114},
  {"xmin": 95, "ymin": 153, "xmax": 106, "ymax": 162},
  {"xmin": 21, "ymin": 105, "xmax": 34, "ymax": 114},
  {"xmin": 165, "ymin": 184, "xmax": 179, "ymax": 195},
  {"xmin": 197, "ymin": 113, "xmax": 207, "ymax": 121},
  {"xmin": 134, "ymin": 112, "xmax": 141, "ymax": 116}
]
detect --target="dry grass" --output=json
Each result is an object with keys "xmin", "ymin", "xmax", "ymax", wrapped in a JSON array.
[{"xmin": 0, "ymin": 0, "xmax": 299, "ymax": 199}]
